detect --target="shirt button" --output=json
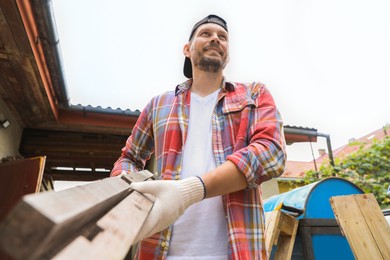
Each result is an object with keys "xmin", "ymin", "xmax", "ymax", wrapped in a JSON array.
[
  {"xmin": 161, "ymin": 242, "xmax": 166, "ymax": 248},
  {"xmin": 175, "ymin": 175, "xmax": 180, "ymax": 180}
]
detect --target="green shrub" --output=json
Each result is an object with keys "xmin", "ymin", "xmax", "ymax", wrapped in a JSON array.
[{"xmin": 303, "ymin": 136, "xmax": 390, "ymax": 208}]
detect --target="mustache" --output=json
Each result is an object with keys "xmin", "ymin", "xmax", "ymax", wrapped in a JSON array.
[{"xmin": 203, "ymin": 43, "xmax": 223, "ymax": 55}]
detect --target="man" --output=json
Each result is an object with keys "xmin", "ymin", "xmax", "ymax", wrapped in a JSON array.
[{"xmin": 111, "ymin": 14, "xmax": 286, "ymax": 259}]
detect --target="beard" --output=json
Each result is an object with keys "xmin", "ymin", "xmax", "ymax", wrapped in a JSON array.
[
  {"xmin": 193, "ymin": 45, "xmax": 228, "ymax": 73},
  {"xmin": 197, "ymin": 56, "xmax": 224, "ymax": 73}
]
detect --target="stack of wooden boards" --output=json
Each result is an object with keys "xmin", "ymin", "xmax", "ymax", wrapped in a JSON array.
[{"xmin": 0, "ymin": 170, "xmax": 155, "ymax": 260}]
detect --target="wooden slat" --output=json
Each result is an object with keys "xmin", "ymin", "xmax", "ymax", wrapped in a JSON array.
[
  {"xmin": 21, "ymin": 128, "xmax": 127, "ymax": 141},
  {"xmin": 8, "ymin": 55, "xmax": 54, "ymax": 122},
  {"xmin": 21, "ymin": 135, "xmax": 125, "ymax": 146},
  {"xmin": 0, "ymin": 2, "xmax": 22, "ymax": 56},
  {"xmin": 0, "ymin": 170, "xmax": 154, "ymax": 260},
  {"xmin": 19, "ymin": 128, "xmax": 129, "ymax": 181},
  {"xmin": 330, "ymin": 194, "xmax": 390, "ymax": 260},
  {"xmin": 299, "ymin": 218, "xmax": 339, "ymax": 227},
  {"xmin": 354, "ymin": 194, "xmax": 390, "ymax": 259},
  {"xmin": 0, "ymin": 0, "xmax": 33, "ymax": 56},
  {"xmin": 44, "ymin": 158, "xmax": 117, "ymax": 167},
  {"xmin": 41, "ymin": 154, "xmax": 120, "ymax": 164},
  {"xmin": 54, "ymin": 191, "xmax": 153, "ymax": 260},
  {"xmin": 265, "ymin": 210, "xmax": 281, "ymax": 254},
  {"xmin": 22, "ymin": 144, "xmax": 124, "ymax": 154},
  {"xmin": 0, "ymin": 156, "xmax": 46, "ymax": 260},
  {"xmin": 274, "ymin": 213, "xmax": 298, "ymax": 260},
  {"xmin": 299, "ymin": 227, "xmax": 314, "ymax": 259},
  {"xmin": 265, "ymin": 210, "xmax": 298, "ymax": 260},
  {"xmin": 275, "ymin": 235, "xmax": 293, "ymax": 260},
  {"xmin": 46, "ymin": 170, "xmax": 110, "ymax": 182}
]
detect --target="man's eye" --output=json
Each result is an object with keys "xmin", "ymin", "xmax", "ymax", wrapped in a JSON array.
[
  {"xmin": 219, "ymin": 35, "xmax": 227, "ymax": 40},
  {"xmin": 201, "ymin": 32, "xmax": 210, "ymax": 36}
]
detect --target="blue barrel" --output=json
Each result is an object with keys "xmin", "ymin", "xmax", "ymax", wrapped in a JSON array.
[{"xmin": 264, "ymin": 177, "xmax": 364, "ymax": 260}]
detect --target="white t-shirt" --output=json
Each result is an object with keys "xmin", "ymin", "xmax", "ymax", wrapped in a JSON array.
[{"xmin": 167, "ymin": 89, "xmax": 228, "ymax": 260}]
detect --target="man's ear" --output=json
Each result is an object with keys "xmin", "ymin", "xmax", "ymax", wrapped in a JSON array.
[{"xmin": 183, "ymin": 43, "xmax": 191, "ymax": 58}]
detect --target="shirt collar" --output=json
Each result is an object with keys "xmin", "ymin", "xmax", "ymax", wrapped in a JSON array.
[{"xmin": 175, "ymin": 77, "xmax": 235, "ymax": 96}]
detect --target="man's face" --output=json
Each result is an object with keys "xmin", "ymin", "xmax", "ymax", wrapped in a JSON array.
[{"xmin": 187, "ymin": 23, "xmax": 229, "ymax": 74}]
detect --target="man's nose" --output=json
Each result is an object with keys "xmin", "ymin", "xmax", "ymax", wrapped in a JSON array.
[{"xmin": 210, "ymin": 33, "xmax": 220, "ymax": 44}]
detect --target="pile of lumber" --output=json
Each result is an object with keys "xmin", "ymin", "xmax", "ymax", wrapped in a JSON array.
[{"xmin": 0, "ymin": 170, "xmax": 155, "ymax": 260}]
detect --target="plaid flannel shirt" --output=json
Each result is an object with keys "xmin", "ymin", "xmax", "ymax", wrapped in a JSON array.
[{"xmin": 111, "ymin": 79, "xmax": 286, "ymax": 259}]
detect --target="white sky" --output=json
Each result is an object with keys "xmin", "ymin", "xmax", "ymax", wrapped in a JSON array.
[{"xmin": 52, "ymin": 0, "xmax": 390, "ymax": 162}]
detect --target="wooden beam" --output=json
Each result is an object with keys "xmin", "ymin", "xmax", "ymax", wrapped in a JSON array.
[
  {"xmin": 58, "ymin": 109, "xmax": 138, "ymax": 130},
  {"xmin": 54, "ymin": 191, "xmax": 153, "ymax": 259},
  {"xmin": 46, "ymin": 170, "xmax": 110, "ymax": 182},
  {"xmin": 15, "ymin": 0, "xmax": 59, "ymax": 120}
]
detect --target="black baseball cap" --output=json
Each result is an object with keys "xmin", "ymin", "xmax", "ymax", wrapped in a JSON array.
[{"xmin": 183, "ymin": 14, "xmax": 228, "ymax": 78}]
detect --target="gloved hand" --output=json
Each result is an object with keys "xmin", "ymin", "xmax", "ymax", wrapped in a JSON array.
[{"xmin": 130, "ymin": 176, "xmax": 205, "ymax": 243}]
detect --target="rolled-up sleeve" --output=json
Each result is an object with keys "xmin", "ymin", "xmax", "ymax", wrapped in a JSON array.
[{"xmin": 226, "ymin": 84, "xmax": 286, "ymax": 188}]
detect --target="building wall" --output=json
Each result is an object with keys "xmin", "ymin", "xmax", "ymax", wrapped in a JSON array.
[
  {"xmin": 262, "ymin": 179, "xmax": 307, "ymax": 202},
  {"xmin": 278, "ymin": 180, "xmax": 305, "ymax": 194},
  {"xmin": 262, "ymin": 178, "xmax": 280, "ymax": 199},
  {"xmin": 0, "ymin": 98, "xmax": 23, "ymax": 160}
]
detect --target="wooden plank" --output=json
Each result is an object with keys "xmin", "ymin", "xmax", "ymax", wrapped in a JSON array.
[
  {"xmin": 274, "ymin": 213, "xmax": 298, "ymax": 260},
  {"xmin": 0, "ymin": 2, "xmax": 21, "ymax": 56},
  {"xmin": 0, "ymin": 170, "xmax": 154, "ymax": 260},
  {"xmin": 298, "ymin": 227, "xmax": 314, "ymax": 260},
  {"xmin": 8, "ymin": 55, "xmax": 54, "ymax": 121},
  {"xmin": 354, "ymin": 194, "xmax": 390, "ymax": 259},
  {"xmin": 265, "ymin": 210, "xmax": 281, "ymax": 255},
  {"xmin": 265, "ymin": 210, "xmax": 298, "ymax": 260},
  {"xmin": 0, "ymin": 156, "xmax": 45, "ymax": 221},
  {"xmin": 54, "ymin": 191, "xmax": 153, "ymax": 260},
  {"xmin": 19, "ymin": 129, "xmax": 128, "ymax": 180},
  {"xmin": 310, "ymin": 227, "xmax": 341, "ymax": 235},
  {"xmin": 279, "ymin": 213, "xmax": 298, "ymax": 236},
  {"xmin": 330, "ymin": 194, "xmax": 390, "ymax": 260},
  {"xmin": 0, "ymin": 156, "xmax": 45, "ymax": 260},
  {"xmin": 299, "ymin": 218, "xmax": 339, "ymax": 227},
  {"xmin": 298, "ymin": 218, "xmax": 342, "ymax": 235},
  {"xmin": 274, "ymin": 235, "xmax": 293, "ymax": 260},
  {"xmin": 46, "ymin": 170, "xmax": 110, "ymax": 182},
  {"xmin": 1, "ymin": 0, "xmax": 34, "ymax": 56}
]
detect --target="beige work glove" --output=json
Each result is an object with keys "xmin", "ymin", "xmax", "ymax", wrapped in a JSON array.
[{"xmin": 129, "ymin": 176, "xmax": 205, "ymax": 244}]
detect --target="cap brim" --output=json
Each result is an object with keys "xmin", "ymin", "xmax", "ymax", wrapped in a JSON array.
[{"xmin": 183, "ymin": 57, "xmax": 192, "ymax": 78}]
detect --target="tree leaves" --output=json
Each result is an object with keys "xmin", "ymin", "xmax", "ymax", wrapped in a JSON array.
[{"xmin": 303, "ymin": 136, "xmax": 390, "ymax": 208}]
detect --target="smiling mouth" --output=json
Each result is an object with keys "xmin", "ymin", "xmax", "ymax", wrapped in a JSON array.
[{"xmin": 204, "ymin": 47, "xmax": 223, "ymax": 56}]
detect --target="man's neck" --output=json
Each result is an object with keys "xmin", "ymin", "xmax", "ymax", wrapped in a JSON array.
[{"xmin": 190, "ymin": 71, "xmax": 223, "ymax": 97}]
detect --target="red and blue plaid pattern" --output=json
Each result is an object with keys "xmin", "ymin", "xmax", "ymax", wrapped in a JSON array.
[{"xmin": 111, "ymin": 79, "xmax": 286, "ymax": 259}]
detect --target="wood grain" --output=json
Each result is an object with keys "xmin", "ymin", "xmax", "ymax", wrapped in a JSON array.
[
  {"xmin": 330, "ymin": 193, "xmax": 390, "ymax": 260},
  {"xmin": 265, "ymin": 210, "xmax": 298, "ymax": 260},
  {"xmin": 54, "ymin": 191, "xmax": 153, "ymax": 260},
  {"xmin": 0, "ymin": 170, "xmax": 154, "ymax": 259}
]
